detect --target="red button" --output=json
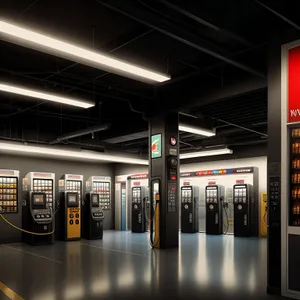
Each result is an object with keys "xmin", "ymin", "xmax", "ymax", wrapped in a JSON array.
[{"xmin": 171, "ymin": 176, "xmax": 177, "ymax": 180}]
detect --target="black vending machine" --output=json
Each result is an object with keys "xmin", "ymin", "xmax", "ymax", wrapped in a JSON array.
[
  {"xmin": 83, "ymin": 193, "xmax": 104, "ymax": 240},
  {"xmin": 131, "ymin": 186, "xmax": 148, "ymax": 233},
  {"xmin": 22, "ymin": 192, "xmax": 54, "ymax": 245},
  {"xmin": 205, "ymin": 185, "xmax": 225, "ymax": 235},
  {"xmin": 233, "ymin": 184, "xmax": 253, "ymax": 237},
  {"xmin": 181, "ymin": 186, "xmax": 199, "ymax": 233}
]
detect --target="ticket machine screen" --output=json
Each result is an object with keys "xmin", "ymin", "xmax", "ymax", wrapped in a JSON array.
[
  {"xmin": 92, "ymin": 194, "xmax": 99, "ymax": 207},
  {"xmin": 67, "ymin": 194, "xmax": 78, "ymax": 206},
  {"xmin": 33, "ymin": 194, "xmax": 46, "ymax": 206}
]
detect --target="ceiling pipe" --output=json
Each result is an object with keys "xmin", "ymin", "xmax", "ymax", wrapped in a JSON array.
[
  {"xmin": 49, "ymin": 123, "xmax": 111, "ymax": 145},
  {"xmin": 96, "ymin": 0, "xmax": 265, "ymax": 78},
  {"xmin": 157, "ymin": 0, "xmax": 253, "ymax": 46}
]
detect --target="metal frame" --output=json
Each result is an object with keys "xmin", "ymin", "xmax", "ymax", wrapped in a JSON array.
[{"xmin": 281, "ymin": 39, "xmax": 300, "ymax": 299}]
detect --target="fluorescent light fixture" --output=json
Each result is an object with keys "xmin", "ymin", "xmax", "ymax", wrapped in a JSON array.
[
  {"xmin": 180, "ymin": 148, "xmax": 233, "ymax": 159},
  {"xmin": 0, "ymin": 142, "xmax": 148, "ymax": 165},
  {"xmin": 0, "ymin": 83, "xmax": 94, "ymax": 109},
  {"xmin": 0, "ymin": 20, "xmax": 170, "ymax": 83},
  {"xmin": 179, "ymin": 124, "xmax": 215, "ymax": 137}
]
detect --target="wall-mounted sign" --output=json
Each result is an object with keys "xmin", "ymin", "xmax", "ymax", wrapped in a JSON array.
[
  {"xmin": 288, "ymin": 46, "xmax": 300, "ymax": 123},
  {"xmin": 180, "ymin": 167, "xmax": 254, "ymax": 177},
  {"xmin": 208, "ymin": 181, "xmax": 216, "ymax": 185},
  {"xmin": 127, "ymin": 174, "xmax": 148, "ymax": 180},
  {"xmin": 151, "ymin": 134, "xmax": 162, "ymax": 159},
  {"xmin": 170, "ymin": 137, "xmax": 177, "ymax": 146},
  {"xmin": 236, "ymin": 179, "xmax": 245, "ymax": 184}
]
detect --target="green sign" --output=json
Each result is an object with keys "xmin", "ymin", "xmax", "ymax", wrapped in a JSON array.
[{"xmin": 151, "ymin": 134, "xmax": 162, "ymax": 159}]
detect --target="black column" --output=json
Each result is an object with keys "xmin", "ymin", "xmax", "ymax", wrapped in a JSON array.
[
  {"xmin": 149, "ymin": 112, "xmax": 179, "ymax": 249},
  {"xmin": 267, "ymin": 41, "xmax": 281, "ymax": 295}
]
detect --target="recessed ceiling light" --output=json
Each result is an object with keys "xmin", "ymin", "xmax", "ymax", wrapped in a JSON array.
[
  {"xmin": 0, "ymin": 20, "xmax": 170, "ymax": 83},
  {"xmin": 0, "ymin": 142, "xmax": 148, "ymax": 165},
  {"xmin": 180, "ymin": 148, "xmax": 233, "ymax": 159},
  {"xmin": 0, "ymin": 83, "xmax": 94, "ymax": 108},
  {"xmin": 179, "ymin": 124, "xmax": 216, "ymax": 137}
]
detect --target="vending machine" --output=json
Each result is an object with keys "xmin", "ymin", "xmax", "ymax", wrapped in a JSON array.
[
  {"xmin": 181, "ymin": 186, "xmax": 199, "ymax": 233},
  {"xmin": 0, "ymin": 169, "xmax": 19, "ymax": 214},
  {"xmin": 205, "ymin": 185, "xmax": 225, "ymax": 235},
  {"xmin": 86, "ymin": 176, "xmax": 111, "ymax": 211},
  {"xmin": 22, "ymin": 192, "xmax": 54, "ymax": 245},
  {"xmin": 233, "ymin": 184, "xmax": 253, "ymax": 237},
  {"xmin": 58, "ymin": 174, "xmax": 83, "ymax": 241},
  {"xmin": 22, "ymin": 172, "xmax": 55, "ymax": 244},
  {"xmin": 131, "ymin": 186, "xmax": 148, "ymax": 233},
  {"xmin": 83, "ymin": 192, "xmax": 104, "ymax": 239}
]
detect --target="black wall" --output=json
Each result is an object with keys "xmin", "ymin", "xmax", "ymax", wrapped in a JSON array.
[{"xmin": 0, "ymin": 154, "xmax": 114, "ymax": 244}]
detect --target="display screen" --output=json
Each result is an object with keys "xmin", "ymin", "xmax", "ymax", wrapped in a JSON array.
[
  {"xmin": 33, "ymin": 194, "xmax": 45, "ymax": 205},
  {"xmin": 92, "ymin": 194, "xmax": 99, "ymax": 206},
  {"xmin": 68, "ymin": 195, "xmax": 77, "ymax": 203}
]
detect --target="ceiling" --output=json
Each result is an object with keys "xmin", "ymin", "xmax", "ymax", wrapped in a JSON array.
[{"xmin": 0, "ymin": 0, "xmax": 298, "ymax": 158}]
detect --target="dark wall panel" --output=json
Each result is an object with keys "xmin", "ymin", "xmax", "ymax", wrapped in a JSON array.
[{"xmin": 0, "ymin": 155, "xmax": 114, "ymax": 244}]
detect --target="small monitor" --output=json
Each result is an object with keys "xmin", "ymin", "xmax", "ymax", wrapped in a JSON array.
[
  {"xmin": 67, "ymin": 193, "xmax": 78, "ymax": 206},
  {"xmin": 91, "ymin": 194, "xmax": 99, "ymax": 207},
  {"xmin": 33, "ymin": 194, "xmax": 46, "ymax": 206}
]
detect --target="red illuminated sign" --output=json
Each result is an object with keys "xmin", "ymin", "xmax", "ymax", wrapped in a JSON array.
[
  {"xmin": 208, "ymin": 181, "xmax": 216, "ymax": 185},
  {"xmin": 133, "ymin": 182, "xmax": 141, "ymax": 186},
  {"xmin": 236, "ymin": 180, "xmax": 245, "ymax": 184},
  {"xmin": 170, "ymin": 176, "xmax": 177, "ymax": 181},
  {"xmin": 183, "ymin": 182, "xmax": 191, "ymax": 186},
  {"xmin": 288, "ymin": 46, "xmax": 300, "ymax": 123},
  {"xmin": 170, "ymin": 137, "xmax": 177, "ymax": 146}
]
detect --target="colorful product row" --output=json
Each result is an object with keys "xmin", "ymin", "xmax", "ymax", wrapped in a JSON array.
[{"xmin": 292, "ymin": 129, "xmax": 300, "ymax": 137}]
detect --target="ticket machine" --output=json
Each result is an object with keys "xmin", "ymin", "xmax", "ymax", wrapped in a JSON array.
[
  {"xmin": 58, "ymin": 174, "xmax": 83, "ymax": 241},
  {"xmin": 205, "ymin": 185, "xmax": 225, "ymax": 235},
  {"xmin": 181, "ymin": 186, "xmax": 199, "ymax": 233},
  {"xmin": 22, "ymin": 172, "xmax": 55, "ymax": 244},
  {"xmin": 22, "ymin": 192, "xmax": 54, "ymax": 245},
  {"xmin": 131, "ymin": 186, "xmax": 148, "ymax": 233},
  {"xmin": 233, "ymin": 184, "xmax": 253, "ymax": 237},
  {"xmin": 83, "ymin": 193, "xmax": 104, "ymax": 239},
  {"xmin": 59, "ymin": 192, "xmax": 81, "ymax": 241}
]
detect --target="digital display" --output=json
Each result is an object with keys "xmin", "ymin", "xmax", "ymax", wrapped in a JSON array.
[
  {"xmin": 68, "ymin": 195, "xmax": 77, "ymax": 203},
  {"xmin": 92, "ymin": 194, "xmax": 99, "ymax": 206},
  {"xmin": 33, "ymin": 194, "xmax": 45, "ymax": 205}
]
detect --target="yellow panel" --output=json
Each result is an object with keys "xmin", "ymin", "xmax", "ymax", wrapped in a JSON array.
[
  {"xmin": 67, "ymin": 207, "xmax": 81, "ymax": 240},
  {"xmin": 260, "ymin": 192, "xmax": 267, "ymax": 237}
]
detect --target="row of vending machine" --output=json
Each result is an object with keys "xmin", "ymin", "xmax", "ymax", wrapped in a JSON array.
[
  {"xmin": 0, "ymin": 170, "xmax": 112, "ymax": 245},
  {"xmin": 130, "ymin": 183, "xmax": 256, "ymax": 237}
]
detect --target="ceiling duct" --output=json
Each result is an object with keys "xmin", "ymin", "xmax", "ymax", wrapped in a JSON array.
[{"xmin": 49, "ymin": 123, "xmax": 111, "ymax": 145}]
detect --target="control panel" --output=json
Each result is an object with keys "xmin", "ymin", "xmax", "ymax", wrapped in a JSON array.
[
  {"xmin": 269, "ymin": 176, "xmax": 280, "ymax": 223},
  {"xmin": 30, "ymin": 193, "xmax": 53, "ymax": 224},
  {"xmin": 167, "ymin": 184, "xmax": 177, "ymax": 212},
  {"xmin": 91, "ymin": 194, "xmax": 104, "ymax": 220},
  {"xmin": 206, "ymin": 186, "xmax": 218, "ymax": 203},
  {"xmin": 66, "ymin": 192, "xmax": 81, "ymax": 240},
  {"xmin": 33, "ymin": 179, "xmax": 53, "ymax": 208},
  {"xmin": 93, "ymin": 181, "xmax": 111, "ymax": 210},
  {"xmin": 234, "ymin": 185, "xmax": 247, "ymax": 203}
]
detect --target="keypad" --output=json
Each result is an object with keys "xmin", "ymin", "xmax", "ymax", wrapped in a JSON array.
[{"xmin": 168, "ymin": 185, "xmax": 176, "ymax": 212}]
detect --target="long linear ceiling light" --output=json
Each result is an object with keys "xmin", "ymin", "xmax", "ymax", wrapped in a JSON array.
[
  {"xmin": 0, "ymin": 20, "xmax": 170, "ymax": 83},
  {"xmin": 180, "ymin": 148, "xmax": 233, "ymax": 159},
  {"xmin": 0, "ymin": 142, "xmax": 148, "ymax": 165},
  {"xmin": 179, "ymin": 124, "xmax": 216, "ymax": 137},
  {"xmin": 0, "ymin": 83, "xmax": 94, "ymax": 109}
]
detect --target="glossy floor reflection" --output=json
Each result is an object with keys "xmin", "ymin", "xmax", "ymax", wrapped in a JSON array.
[{"xmin": 0, "ymin": 232, "xmax": 285, "ymax": 300}]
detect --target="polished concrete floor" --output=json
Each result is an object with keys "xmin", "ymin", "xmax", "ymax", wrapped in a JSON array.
[{"xmin": 0, "ymin": 231, "xmax": 285, "ymax": 300}]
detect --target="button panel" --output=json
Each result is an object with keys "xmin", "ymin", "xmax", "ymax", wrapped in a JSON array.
[{"xmin": 168, "ymin": 184, "xmax": 176, "ymax": 212}]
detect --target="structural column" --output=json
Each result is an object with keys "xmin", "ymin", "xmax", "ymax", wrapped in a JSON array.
[
  {"xmin": 267, "ymin": 41, "xmax": 282, "ymax": 295},
  {"xmin": 149, "ymin": 112, "xmax": 179, "ymax": 249}
]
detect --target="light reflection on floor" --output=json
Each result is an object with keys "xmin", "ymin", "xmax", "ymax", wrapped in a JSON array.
[{"xmin": 0, "ymin": 231, "xmax": 282, "ymax": 300}]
